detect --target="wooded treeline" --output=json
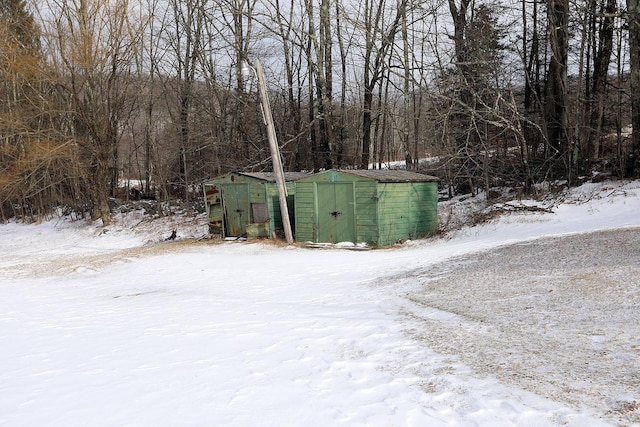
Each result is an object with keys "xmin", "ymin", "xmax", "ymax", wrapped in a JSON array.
[{"xmin": 1, "ymin": 0, "xmax": 639, "ymax": 223}]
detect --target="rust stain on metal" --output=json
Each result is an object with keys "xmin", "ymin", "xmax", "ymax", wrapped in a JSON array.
[{"xmin": 205, "ymin": 185, "xmax": 220, "ymax": 196}]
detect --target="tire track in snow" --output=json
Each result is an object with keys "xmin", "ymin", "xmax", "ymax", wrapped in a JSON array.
[{"xmin": 396, "ymin": 228, "xmax": 640, "ymax": 425}]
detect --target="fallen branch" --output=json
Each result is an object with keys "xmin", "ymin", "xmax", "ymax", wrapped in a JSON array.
[{"xmin": 497, "ymin": 203, "xmax": 554, "ymax": 214}]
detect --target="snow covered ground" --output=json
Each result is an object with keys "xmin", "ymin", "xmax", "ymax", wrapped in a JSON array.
[{"xmin": 1, "ymin": 181, "xmax": 639, "ymax": 426}]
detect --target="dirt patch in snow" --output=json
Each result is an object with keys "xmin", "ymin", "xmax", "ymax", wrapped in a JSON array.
[{"xmin": 400, "ymin": 228, "xmax": 640, "ymax": 425}]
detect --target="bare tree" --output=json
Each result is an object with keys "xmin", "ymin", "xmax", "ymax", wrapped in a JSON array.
[
  {"xmin": 358, "ymin": 0, "xmax": 408, "ymax": 169},
  {"xmin": 259, "ymin": 0, "xmax": 309, "ymax": 170},
  {"xmin": 400, "ymin": 0, "xmax": 413, "ymax": 169},
  {"xmin": 138, "ymin": 0, "xmax": 167, "ymax": 199},
  {"xmin": 304, "ymin": 0, "xmax": 335, "ymax": 169},
  {"xmin": 164, "ymin": 0, "xmax": 206, "ymax": 201},
  {"xmin": 3, "ymin": 0, "xmax": 635, "ymax": 218},
  {"xmin": 545, "ymin": 0, "xmax": 570, "ymax": 168},
  {"xmin": 628, "ymin": 0, "xmax": 640, "ymax": 174},
  {"xmin": 40, "ymin": 0, "xmax": 142, "ymax": 225},
  {"xmin": 585, "ymin": 0, "xmax": 617, "ymax": 162}
]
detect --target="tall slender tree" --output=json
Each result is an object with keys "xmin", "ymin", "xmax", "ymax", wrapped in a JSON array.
[
  {"xmin": 585, "ymin": 0, "xmax": 617, "ymax": 161},
  {"xmin": 628, "ymin": 0, "xmax": 640, "ymax": 174},
  {"xmin": 304, "ymin": 0, "xmax": 335, "ymax": 169},
  {"xmin": 166, "ymin": 0, "xmax": 205, "ymax": 201},
  {"xmin": 359, "ymin": 0, "xmax": 408, "ymax": 169},
  {"xmin": 545, "ymin": 0, "xmax": 569, "ymax": 165}
]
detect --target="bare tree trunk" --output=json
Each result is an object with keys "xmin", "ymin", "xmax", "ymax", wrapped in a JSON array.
[
  {"xmin": 545, "ymin": 0, "xmax": 570, "ymax": 166},
  {"xmin": 401, "ymin": 0, "xmax": 412, "ymax": 169},
  {"xmin": 359, "ymin": 0, "xmax": 407, "ymax": 169},
  {"xmin": 232, "ymin": 0, "xmax": 254, "ymax": 159},
  {"xmin": 305, "ymin": 0, "xmax": 334, "ymax": 169},
  {"xmin": 306, "ymin": 29, "xmax": 320, "ymax": 171},
  {"xmin": 141, "ymin": 0, "xmax": 162, "ymax": 198},
  {"xmin": 447, "ymin": 0, "xmax": 473, "ymax": 157},
  {"xmin": 273, "ymin": 0, "xmax": 305, "ymax": 170},
  {"xmin": 361, "ymin": 90, "xmax": 373, "ymax": 169},
  {"xmin": 448, "ymin": 0, "xmax": 471, "ymax": 68},
  {"xmin": 320, "ymin": 0, "xmax": 337, "ymax": 168},
  {"xmin": 523, "ymin": 0, "xmax": 544, "ymax": 160},
  {"xmin": 628, "ymin": 0, "xmax": 640, "ymax": 175},
  {"xmin": 586, "ymin": 0, "xmax": 616, "ymax": 161},
  {"xmin": 373, "ymin": 72, "xmax": 390, "ymax": 168},
  {"xmin": 335, "ymin": 0, "xmax": 347, "ymax": 168},
  {"xmin": 167, "ymin": 0, "xmax": 205, "ymax": 201}
]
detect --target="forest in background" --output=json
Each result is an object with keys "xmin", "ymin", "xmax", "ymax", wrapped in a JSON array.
[{"xmin": 1, "ymin": 0, "xmax": 639, "ymax": 224}]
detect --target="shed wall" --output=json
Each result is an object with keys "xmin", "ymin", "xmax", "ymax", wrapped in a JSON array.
[
  {"xmin": 294, "ymin": 171, "xmax": 438, "ymax": 246},
  {"xmin": 377, "ymin": 182, "xmax": 438, "ymax": 245},
  {"xmin": 204, "ymin": 173, "xmax": 297, "ymax": 238},
  {"xmin": 266, "ymin": 183, "xmax": 296, "ymax": 237},
  {"xmin": 295, "ymin": 180, "xmax": 374, "ymax": 244},
  {"xmin": 293, "ymin": 182, "xmax": 318, "ymax": 242},
  {"xmin": 353, "ymin": 182, "xmax": 379, "ymax": 244}
]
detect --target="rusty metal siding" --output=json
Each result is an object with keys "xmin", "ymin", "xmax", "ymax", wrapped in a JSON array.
[
  {"xmin": 221, "ymin": 184, "xmax": 250, "ymax": 237},
  {"xmin": 203, "ymin": 182, "xmax": 224, "ymax": 235},
  {"xmin": 203, "ymin": 172, "xmax": 304, "ymax": 238}
]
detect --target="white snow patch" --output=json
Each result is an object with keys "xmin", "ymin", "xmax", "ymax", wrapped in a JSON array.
[{"xmin": 1, "ymin": 180, "xmax": 639, "ymax": 426}]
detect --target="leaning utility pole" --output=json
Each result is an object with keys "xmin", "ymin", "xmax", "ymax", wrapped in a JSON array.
[{"xmin": 249, "ymin": 60, "xmax": 294, "ymax": 243}]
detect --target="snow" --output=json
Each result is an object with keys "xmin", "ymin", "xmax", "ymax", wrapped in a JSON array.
[{"xmin": 1, "ymin": 180, "xmax": 639, "ymax": 426}]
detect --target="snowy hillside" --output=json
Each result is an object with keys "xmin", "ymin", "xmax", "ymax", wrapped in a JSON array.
[{"xmin": 1, "ymin": 180, "xmax": 639, "ymax": 426}]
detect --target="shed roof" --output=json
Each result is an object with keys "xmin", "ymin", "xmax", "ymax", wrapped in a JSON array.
[
  {"xmin": 204, "ymin": 171, "xmax": 310, "ymax": 184},
  {"xmin": 329, "ymin": 169, "xmax": 439, "ymax": 182},
  {"xmin": 236, "ymin": 171, "xmax": 310, "ymax": 182}
]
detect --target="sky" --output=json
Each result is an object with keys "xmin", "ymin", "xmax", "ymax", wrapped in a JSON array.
[{"xmin": 0, "ymin": 180, "xmax": 639, "ymax": 426}]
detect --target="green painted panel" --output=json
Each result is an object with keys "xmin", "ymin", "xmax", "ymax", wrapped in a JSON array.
[
  {"xmin": 408, "ymin": 183, "xmax": 438, "ymax": 239},
  {"xmin": 374, "ymin": 182, "xmax": 439, "ymax": 246},
  {"xmin": 293, "ymin": 182, "xmax": 316, "ymax": 242},
  {"xmin": 353, "ymin": 182, "xmax": 379, "ymax": 245},
  {"xmin": 267, "ymin": 194, "xmax": 295, "ymax": 233},
  {"xmin": 317, "ymin": 182, "xmax": 355, "ymax": 243},
  {"xmin": 293, "ymin": 173, "xmax": 438, "ymax": 246},
  {"xmin": 221, "ymin": 184, "xmax": 250, "ymax": 237},
  {"xmin": 376, "ymin": 183, "xmax": 405, "ymax": 245},
  {"xmin": 250, "ymin": 186, "xmax": 266, "ymax": 203}
]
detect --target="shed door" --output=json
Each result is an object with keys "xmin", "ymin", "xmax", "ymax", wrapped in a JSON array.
[
  {"xmin": 222, "ymin": 184, "xmax": 250, "ymax": 237},
  {"xmin": 317, "ymin": 183, "xmax": 355, "ymax": 243}
]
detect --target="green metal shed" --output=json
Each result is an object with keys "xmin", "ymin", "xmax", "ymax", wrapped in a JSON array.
[
  {"xmin": 294, "ymin": 169, "xmax": 439, "ymax": 246},
  {"xmin": 203, "ymin": 172, "xmax": 308, "ymax": 238}
]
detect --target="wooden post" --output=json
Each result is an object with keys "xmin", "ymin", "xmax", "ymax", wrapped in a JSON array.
[{"xmin": 253, "ymin": 60, "xmax": 294, "ymax": 243}]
